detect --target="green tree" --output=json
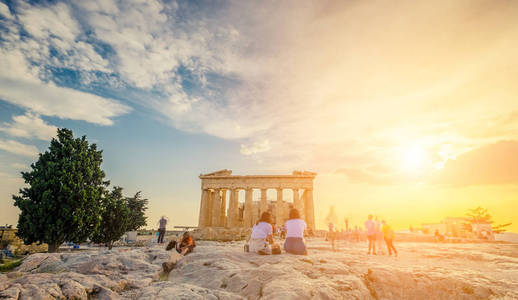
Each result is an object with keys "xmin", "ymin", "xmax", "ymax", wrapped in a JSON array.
[
  {"xmin": 125, "ymin": 191, "xmax": 148, "ymax": 231},
  {"xmin": 13, "ymin": 128, "xmax": 107, "ymax": 252},
  {"xmin": 91, "ymin": 187, "xmax": 130, "ymax": 250}
]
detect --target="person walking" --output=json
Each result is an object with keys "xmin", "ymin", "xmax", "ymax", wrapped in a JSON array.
[
  {"xmin": 375, "ymin": 216, "xmax": 385, "ymax": 255},
  {"xmin": 157, "ymin": 216, "xmax": 168, "ymax": 244},
  {"xmin": 365, "ymin": 215, "xmax": 376, "ymax": 255},
  {"xmin": 382, "ymin": 220, "xmax": 397, "ymax": 256}
]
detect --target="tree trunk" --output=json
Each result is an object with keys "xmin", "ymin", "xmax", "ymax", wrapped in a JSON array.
[
  {"xmin": 108, "ymin": 241, "xmax": 113, "ymax": 250},
  {"xmin": 48, "ymin": 242, "xmax": 60, "ymax": 253}
]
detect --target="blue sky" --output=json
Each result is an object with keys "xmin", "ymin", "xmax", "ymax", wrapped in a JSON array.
[{"xmin": 1, "ymin": 0, "xmax": 518, "ymax": 230}]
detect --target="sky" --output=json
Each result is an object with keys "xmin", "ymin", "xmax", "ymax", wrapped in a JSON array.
[{"xmin": 1, "ymin": 0, "xmax": 517, "ymax": 232}]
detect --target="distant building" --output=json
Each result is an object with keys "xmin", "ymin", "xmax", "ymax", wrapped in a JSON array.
[{"xmin": 422, "ymin": 217, "xmax": 494, "ymax": 239}]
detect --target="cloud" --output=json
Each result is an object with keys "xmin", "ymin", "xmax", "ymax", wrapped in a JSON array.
[
  {"xmin": 0, "ymin": 112, "xmax": 57, "ymax": 140},
  {"xmin": 0, "ymin": 1, "xmax": 130, "ymax": 126},
  {"xmin": 240, "ymin": 140, "xmax": 271, "ymax": 156},
  {"xmin": 3, "ymin": 0, "xmax": 518, "ymax": 184},
  {"xmin": 0, "ymin": 2, "xmax": 13, "ymax": 19},
  {"xmin": 10, "ymin": 163, "xmax": 30, "ymax": 171},
  {"xmin": 0, "ymin": 140, "xmax": 39, "ymax": 157},
  {"xmin": 431, "ymin": 140, "xmax": 518, "ymax": 186}
]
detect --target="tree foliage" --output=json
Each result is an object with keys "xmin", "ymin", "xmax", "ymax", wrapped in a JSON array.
[
  {"xmin": 466, "ymin": 206, "xmax": 493, "ymax": 224},
  {"xmin": 91, "ymin": 187, "xmax": 130, "ymax": 250},
  {"xmin": 125, "ymin": 191, "xmax": 148, "ymax": 231},
  {"xmin": 466, "ymin": 206, "xmax": 511, "ymax": 234},
  {"xmin": 13, "ymin": 128, "xmax": 107, "ymax": 252}
]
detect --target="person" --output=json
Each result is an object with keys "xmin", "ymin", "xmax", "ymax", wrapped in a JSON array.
[
  {"xmin": 365, "ymin": 215, "xmax": 376, "ymax": 255},
  {"xmin": 381, "ymin": 220, "xmax": 397, "ymax": 256},
  {"xmin": 163, "ymin": 232, "xmax": 196, "ymax": 273},
  {"xmin": 248, "ymin": 212, "xmax": 274, "ymax": 255},
  {"xmin": 327, "ymin": 222, "xmax": 336, "ymax": 250},
  {"xmin": 284, "ymin": 209, "xmax": 307, "ymax": 255},
  {"xmin": 157, "ymin": 216, "xmax": 168, "ymax": 244},
  {"xmin": 434, "ymin": 229, "xmax": 445, "ymax": 242},
  {"xmin": 166, "ymin": 231, "xmax": 196, "ymax": 256},
  {"xmin": 375, "ymin": 216, "xmax": 385, "ymax": 255},
  {"xmin": 280, "ymin": 224, "xmax": 287, "ymax": 239}
]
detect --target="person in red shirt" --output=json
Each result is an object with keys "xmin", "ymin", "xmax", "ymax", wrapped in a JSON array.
[{"xmin": 166, "ymin": 232, "xmax": 196, "ymax": 256}]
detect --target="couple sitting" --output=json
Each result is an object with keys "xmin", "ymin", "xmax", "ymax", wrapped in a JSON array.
[
  {"xmin": 249, "ymin": 208, "xmax": 307, "ymax": 255},
  {"xmin": 163, "ymin": 232, "xmax": 196, "ymax": 274},
  {"xmin": 166, "ymin": 231, "xmax": 196, "ymax": 256}
]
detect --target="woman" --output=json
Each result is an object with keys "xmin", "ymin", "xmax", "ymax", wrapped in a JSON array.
[
  {"xmin": 166, "ymin": 232, "xmax": 196, "ymax": 256},
  {"xmin": 284, "ymin": 209, "xmax": 307, "ymax": 255},
  {"xmin": 249, "ymin": 212, "xmax": 274, "ymax": 255}
]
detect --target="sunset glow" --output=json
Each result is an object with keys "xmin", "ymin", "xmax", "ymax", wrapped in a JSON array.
[{"xmin": 0, "ymin": 0, "xmax": 517, "ymax": 234}]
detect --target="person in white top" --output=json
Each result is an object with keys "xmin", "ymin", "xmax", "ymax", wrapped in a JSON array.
[
  {"xmin": 249, "ymin": 212, "xmax": 274, "ymax": 255},
  {"xmin": 365, "ymin": 215, "xmax": 376, "ymax": 255},
  {"xmin": 284, "ymin": 209, "xmax": 308, "ymax": 255}
]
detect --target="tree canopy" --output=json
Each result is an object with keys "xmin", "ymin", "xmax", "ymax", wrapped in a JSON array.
[
  {"xmin": 125, "ymin": 191, "xmax": 148, "ymax": 231},
  {"xmin": 13, "ymin": 128, "xmax": 107, "ymax": 252},
  {"xmin": 466, "ymin": 206, "xmax": 493, "ymax": 224},
  {"xmin": 91, "ymin": 187, "xmax": 130, "ymax": 250}
]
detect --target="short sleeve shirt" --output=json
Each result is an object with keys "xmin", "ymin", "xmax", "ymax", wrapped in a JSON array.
[
  {"xmin": 251, "ymin": 222, "xmax": 273, "ymax": 239},
  {"xmin": 365, "ymin": 220, "xmax": 376, "ymax": 236},
  {"xmin": 285, "ymin": 219, "xmax": 307, "ymax": 238}
]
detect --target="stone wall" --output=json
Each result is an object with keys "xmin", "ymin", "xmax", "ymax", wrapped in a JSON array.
[
  {"xmin": 192, "ymin": 227, "xmax": 252, "ymax": 242},
  {"xmin": 0, "ymin": 229, "xmax": 48, "ymax": 254}
]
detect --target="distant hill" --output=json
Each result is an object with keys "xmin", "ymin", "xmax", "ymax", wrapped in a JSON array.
[{"xmin": 495, "ymin": 232, "xmax": 518, "ymax": 243}]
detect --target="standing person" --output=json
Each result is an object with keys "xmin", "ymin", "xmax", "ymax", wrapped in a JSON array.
[
  {"xmin": 375, "ymin": 217, "xmax": 385, "ymax": 255},
  {"xmin": 284, "ymin": 209, "xmax": 307, "ymax": 255},
  {"xmin": 365, "ymin": 215, "xmax": 376, "ymax": 255},
  {"xmin": 327, "ymin": 222, "xmax": 336, "ymax": 250},
  {"xmin": 382, "ymin": 220, "xmax": 397, "ymax": 256},
  {"xmin": 157, "ymin": 216, "xmax": 168, "ymax": 244},
  {"xmin": 249, "ymin": 212, "xmax": 274, "ymax": 255}
]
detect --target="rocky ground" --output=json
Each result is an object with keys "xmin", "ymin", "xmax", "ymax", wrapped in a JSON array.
[{"xmin": 0, "ymin": 238, "xmax": 517, "ymax": 299}]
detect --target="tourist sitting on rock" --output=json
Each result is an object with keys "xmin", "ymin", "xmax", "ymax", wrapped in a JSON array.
[
  {"xmin": 166, "ymin": 232, "xmax": 196, "ymax": 256},
  {"xmin": 284, "ymin": 209, "xmax": 308, "ymax": 255},
  {"xmin": 248, "ymin": 212, "xmax": 274, "ymax": 255}
]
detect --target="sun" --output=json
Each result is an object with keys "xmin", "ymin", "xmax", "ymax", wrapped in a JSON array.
[{"xmin": 400, "ymin": 145, "xmax": 427, "ymax": 173}]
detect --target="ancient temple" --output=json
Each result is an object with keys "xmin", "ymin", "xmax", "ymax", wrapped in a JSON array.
[{"xmin": 197, "ymin": 170, "xmax": 316, "ymax": 231}]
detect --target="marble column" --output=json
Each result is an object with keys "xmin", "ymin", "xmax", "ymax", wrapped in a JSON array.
[
  {"xmin": 198, "ymin": 189, "xmax": 209, "ymax": 228},
  {"xmin": 276, "ymin": 188, "xmax": 284, "ymax": 226},
  {"xmin": 219, "ymin": 189, "xmax": 227, "ymax": 227},
  {"xmin": 244, "ymin": 188, "xmax": 253, "ymax": 227},
  {"xmin": 206, "ymin": 190, "xmax": 214, "ymax": 227},
  {"xmin": 211, "ymin": 189, "xmax": 221, "ymax": 227},
  {"xmin": 227, "ymin": 189, "xmax": 239, "ymax": 227},
  {"xmin": 260, "ymin": 188, "xmax": 268, "ymax": 215},
  {"xmin": 304, "ymin": 188, "xmax": 315, "ymax": 230}
]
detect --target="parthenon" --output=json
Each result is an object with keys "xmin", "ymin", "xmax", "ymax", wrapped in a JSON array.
[{"xmin": 198, "ymin": 170, "xmax": 316, "ymax": 231}]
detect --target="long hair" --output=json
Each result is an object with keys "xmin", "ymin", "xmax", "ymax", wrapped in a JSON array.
[
  {"xmin": 289, "ymin": 208, "xmax": 300, "ymax": 220},
  {"xmin": 259, "ymin": 212, "xmax": 272, "ymax": 224}
]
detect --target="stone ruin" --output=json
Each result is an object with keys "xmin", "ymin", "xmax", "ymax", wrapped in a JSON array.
[{"xmin": 195, "ymin": 170, "xmax": 316, "ymax": 240}]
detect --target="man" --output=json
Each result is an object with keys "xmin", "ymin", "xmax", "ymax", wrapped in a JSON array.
[
  {"xmin": 365, "ymin": 215, "xmax": 376, "ymax": 255},
  {"xmin": 382, "ymin": 220, "xmax": 397, "ymax": 256},
  {"xmin": 158, "ymin": 216, "xmax": 167, "ymax": 244}
]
